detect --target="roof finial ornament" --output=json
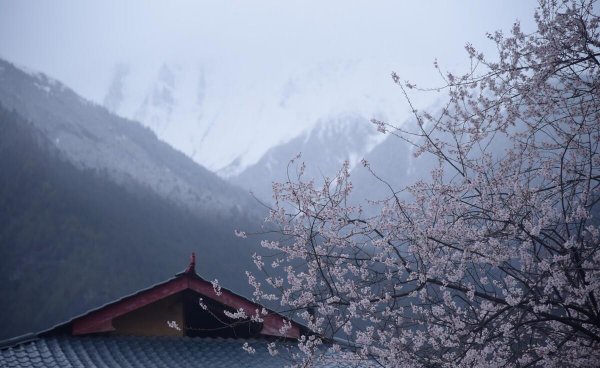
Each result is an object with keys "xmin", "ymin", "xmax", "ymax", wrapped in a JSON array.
[{"xmin": 185, "ymin": 252, "xmax": 196, "ymax": 274}]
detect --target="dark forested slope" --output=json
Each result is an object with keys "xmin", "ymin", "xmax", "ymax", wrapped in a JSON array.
[{"xmin": 0, "ymin": 106, "xmax": 259, "ymax": 339}]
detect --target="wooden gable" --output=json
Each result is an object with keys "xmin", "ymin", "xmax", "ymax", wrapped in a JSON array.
[{"xmin": 66, "ymin": 254, "xmax": 302, "ymax": 339}]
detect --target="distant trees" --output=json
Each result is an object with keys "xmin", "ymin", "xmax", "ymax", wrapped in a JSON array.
[{"xmin": 245, "ymin": 1, "xmax": 600, "ymax": 366}]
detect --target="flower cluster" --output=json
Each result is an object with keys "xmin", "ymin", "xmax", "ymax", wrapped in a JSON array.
[{"xmin": 247, "ymin": 1, "xmax": 600, "ymax": 367}]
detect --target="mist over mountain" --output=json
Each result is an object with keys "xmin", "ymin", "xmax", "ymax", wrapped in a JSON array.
[
  {"xmin": 230, "ymin": 113, "xmax": 383, "ymax": 202},
  {"xmin": 101, "ymin": 60, "xmax": 405, "ymax": 177}
]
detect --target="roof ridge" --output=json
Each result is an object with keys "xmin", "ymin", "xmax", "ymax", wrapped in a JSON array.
[{"xmin": 0, "ymin": 333, "xmax": 38, "ymax": 350}]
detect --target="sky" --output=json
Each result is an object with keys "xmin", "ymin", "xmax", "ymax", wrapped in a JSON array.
[
  {"xmin": 0, "ymin": 1, "xmax": 539, "ymax": 172},
  {"xmin": 0, "ymin": 1, "xmax": 537, "ymax": 102}
]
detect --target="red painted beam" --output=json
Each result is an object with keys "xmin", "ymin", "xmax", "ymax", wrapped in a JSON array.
[
  {"xmin": 72, "ymin": 277, "xmax": 188, "ymax": 335},
  {"xmin": 71, "ymin": 274, "xmax": 301, "ymax": 339}
]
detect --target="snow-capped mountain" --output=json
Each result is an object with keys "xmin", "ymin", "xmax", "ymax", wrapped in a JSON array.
[
  {"xmin": 0, "ymin": 58, "xmax": 261, "ymax": 220},
  {"xmin": 101, "ymin": 59, "xmax": 407, "ymax": 177},
  {"xmin": 229, "ymin": 113, "xmax": 384, "ymax": 202}
]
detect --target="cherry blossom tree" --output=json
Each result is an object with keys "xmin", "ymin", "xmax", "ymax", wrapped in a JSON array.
[{"xmin": 244, "ymin": 1, "xmax": 600, "ymax": 366}]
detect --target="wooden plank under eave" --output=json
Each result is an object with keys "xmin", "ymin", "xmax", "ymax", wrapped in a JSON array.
[{"xmin": 72, "ymin": 277, "xmax": 188, "ymax": 335}]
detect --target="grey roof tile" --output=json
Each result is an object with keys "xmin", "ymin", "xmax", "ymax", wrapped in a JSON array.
[{"xmin": 1, "ymin": 335, "xmax": 369, "ymax": 367}]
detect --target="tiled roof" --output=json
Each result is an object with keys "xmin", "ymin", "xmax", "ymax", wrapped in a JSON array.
[
  {"xmin": 0, "ymin": 335, "xmax": 356, "ymax": 367},
  {"xmin": 42, "ymin": 258, "xmax": 306, "ymax": 338},
  {"xmin": 0, "ymin": 257, "xmax": 360, "ymax": 367}
]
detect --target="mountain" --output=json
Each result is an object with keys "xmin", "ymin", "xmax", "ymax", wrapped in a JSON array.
[
  {"xmin": 348, "ymin": 112, "xmax": 511, "ymax": 207},
  {"xmin": 349, "ymin": 132, "xmax": 419, "ymax": 205},
  {"xmin": 101, "ymin": 60, "xmax": 406, "ymax": 177},
  {"xmin": 0, "ymin": 59, "xmax": 266, "ymax": 339},
  {"xmin": 229, "ymin": 114, "xmax": 383, "ymax": 202},
  {"xmin": 0, "ymin": 59, "xmax": 259, "ymax": 221}
]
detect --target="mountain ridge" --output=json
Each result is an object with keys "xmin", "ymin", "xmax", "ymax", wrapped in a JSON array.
[
  {"xmin": 0, "ymin": 58, "xmax": 261, "ymax": 221},
  {"xmin": 229, "ymin": 113, "xmax": 383, "ymax": 202}
]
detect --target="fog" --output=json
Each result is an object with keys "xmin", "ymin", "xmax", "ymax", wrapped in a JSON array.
[{"xmin": 0, "ymin": 1, "xmax": 537, "ymax": 172}]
